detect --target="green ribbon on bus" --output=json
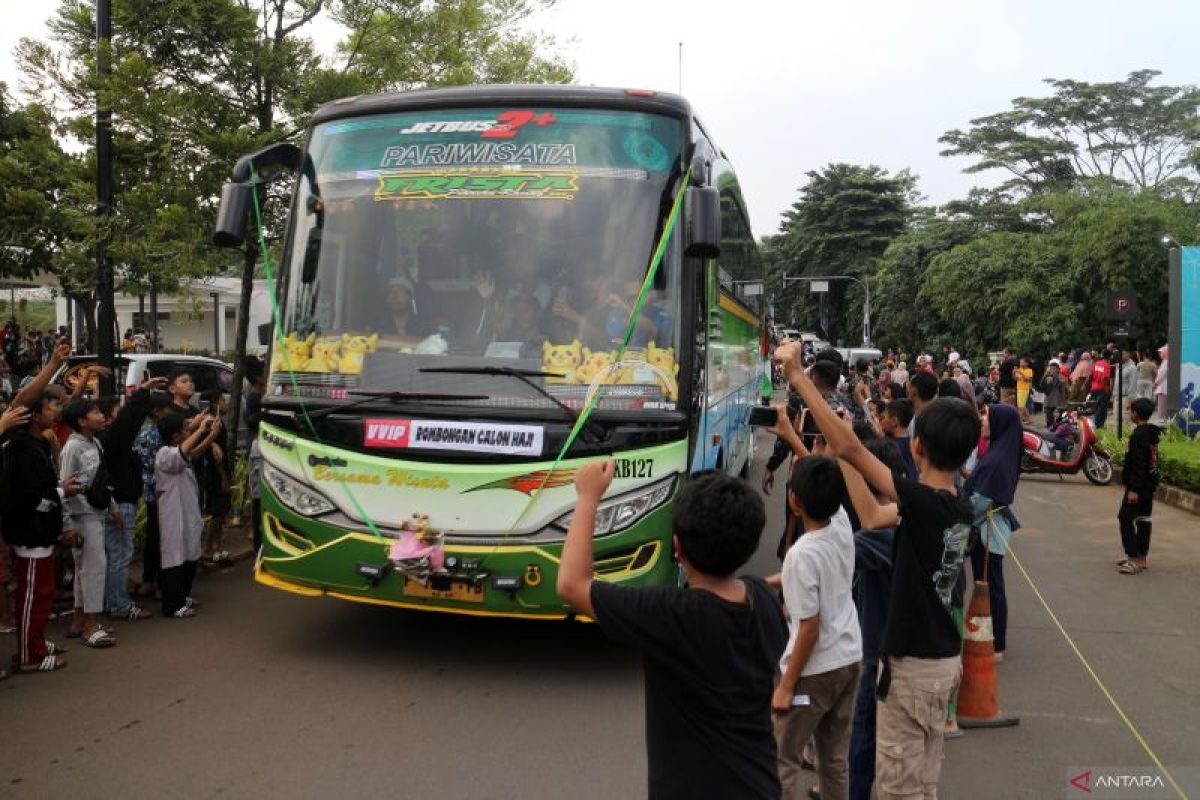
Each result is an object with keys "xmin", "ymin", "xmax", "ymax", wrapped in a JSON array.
[
  {"xmin": 249, "ymin": 169, "xmax": 388, "ymax": 545},
  {"xmin": 505, "ymin": 165, "xmax": 693, "ymax": 532}
]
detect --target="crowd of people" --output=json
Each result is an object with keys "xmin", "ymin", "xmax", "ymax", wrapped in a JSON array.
[
  {"xmin": 559, "ymin": 339, "xmax": 1163, "ymax": 799},
  {"xmin": 0, "ymin": 342, "xmax": 264, "ymax": 677}
]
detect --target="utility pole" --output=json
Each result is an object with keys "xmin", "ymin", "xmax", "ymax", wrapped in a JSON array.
[
  {"xmin": 95, "ymin": 0, "xmax": 116, "ymax": 393},
  {"xmin": 782, "ymin": 274, "xmax": 873, "ymax": 347}
]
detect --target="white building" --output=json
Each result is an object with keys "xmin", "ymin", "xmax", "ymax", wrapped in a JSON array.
[{"xmin": 54, "ymin": 277, "xmax": 274, "ymax": 355}]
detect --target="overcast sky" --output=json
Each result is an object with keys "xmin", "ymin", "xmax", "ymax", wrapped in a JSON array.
[{"xmin": 3, "ymin": 0, "xmax": 1198, "ymax": 236}]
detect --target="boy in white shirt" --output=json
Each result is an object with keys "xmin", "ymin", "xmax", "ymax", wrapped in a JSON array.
[{"xmin": 773, "ymin": 455, "xmax": 863, "ymax": 800}]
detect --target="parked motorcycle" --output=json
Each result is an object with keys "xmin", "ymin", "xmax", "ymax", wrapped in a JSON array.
[{"xmin": 1020, "ymin": 413, "xmax": 1114, "ymax": 485}]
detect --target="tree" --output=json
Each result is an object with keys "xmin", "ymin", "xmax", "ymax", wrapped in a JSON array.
[
  {"xmin": 768, "ymin": 163, "xmax": 916, "ymax": 343},
  {"xmin": 0, "ymin": 84, "xmax": 77, "ymax": 280},
  {"xmin": 1035, "ymin": 189, "xmax": 1198, "ymax": 345},
  {"xmin": 331, "ymin": 0, "xmax": 571, "ymax": 92},
  {"xmin": 872, "ymin": 218, "xmax": 978, "ymax": 353},
  {"xmin": 919, "ymin": 232, "xmax": 1077, "ymax": 358},
  {"xmin": 14, "ymin": 0, "xmax": 572, "ymax": 353},
  {"xmin": 940, "ymin": 70, "xmax": 1200, "ymax": 197}
]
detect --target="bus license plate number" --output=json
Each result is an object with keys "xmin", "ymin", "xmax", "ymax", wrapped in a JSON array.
[
  {"xmin": 615, "ymin": 458, "xmax": 653, "ymax": 479},
  {"xmin": 402, "ymin": 578, "xmax": 485, "ymax": 604}
]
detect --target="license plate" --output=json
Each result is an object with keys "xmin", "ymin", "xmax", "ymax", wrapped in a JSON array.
[{"xmin": 402, "ymin": 578, "xmax": 485, "ymax": 604}]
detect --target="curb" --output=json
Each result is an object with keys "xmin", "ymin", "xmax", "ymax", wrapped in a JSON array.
[{"xmin": 1112, "ymin": 466, "xmax": 1200, "ymax": 517}]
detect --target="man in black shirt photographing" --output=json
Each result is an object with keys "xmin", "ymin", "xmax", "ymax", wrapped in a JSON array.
[{"xmin": 774, "ymin": 341, "xmax": 979, "ymax": 800}]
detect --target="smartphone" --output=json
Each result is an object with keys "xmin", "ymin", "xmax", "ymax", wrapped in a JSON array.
[{"xmin": 748, "ymin": 406, "xmax": 779, "ymax": 427}]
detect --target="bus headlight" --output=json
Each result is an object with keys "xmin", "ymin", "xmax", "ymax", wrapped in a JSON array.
[
  {"xmin": 263, "ymin": 462, "xmax": 335, "ymax": 517},
  {"xmin": 551, "ymin": 475, "xmax": 675, "ymax": 536}
]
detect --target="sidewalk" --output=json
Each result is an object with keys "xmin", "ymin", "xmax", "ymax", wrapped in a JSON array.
[{"xmin": 939, "ymin": 475, "xmax": 1200, "ymax": 797}]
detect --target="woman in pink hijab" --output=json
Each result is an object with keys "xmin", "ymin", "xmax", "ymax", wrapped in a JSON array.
[{"xmin": 1154, "ymin": 345, "xmax": 1169, "ymax": 420}]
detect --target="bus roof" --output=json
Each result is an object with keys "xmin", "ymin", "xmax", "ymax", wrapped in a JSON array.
[{"xmin": 310, "ymin": 84, "xmax": 694, "ymax": 127}]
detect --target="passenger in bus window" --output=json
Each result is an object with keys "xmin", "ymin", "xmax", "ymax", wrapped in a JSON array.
[
  {"xmin": 497, "ymin": 295, "xmax": 545, "ymax": 353},
  {"xmin": 377, "ymin": 276, "xmax": 429, "ymax": 344}
]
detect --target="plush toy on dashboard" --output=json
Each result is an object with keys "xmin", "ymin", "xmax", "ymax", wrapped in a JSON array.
[
  {"xmin": 647, "ymin": 341, "xmax": 679, "ymax": 402},
  {"xmin": 575, "ymin": 348, "xmax": 617, "ymax": 386},
  {"xmin": 614, "ymin": 346, "xmax": 648, "ymax": 384},
  {"xmin": 271, "ymin": 332, "xmax": 316, "ymax": 372},
  {"xmin": 307, "ymin": 337, "xmax": 342, "ymax": 373},
  {"xmin": 339, "ymin": 333, "xmax": 379, "ymax": 374},
  {"xmin": 542, "ymin": 340, "xmax": 583, "ymax": 383}
]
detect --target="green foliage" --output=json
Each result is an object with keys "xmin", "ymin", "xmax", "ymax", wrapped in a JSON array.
[
  {"xmin": 6, "ymin": 0, "xmax": 573, "ymax": 348},
  {"xmin": 940, "ymin": 70, "xmax": 1200, "ymax": 197},
  {"xmin": 0, "ymin": 85, "xmax": 76, "ymax": 279},
  {"xmin": 764, "ymin": 163, "xmax": 916, "ymax": 342}
]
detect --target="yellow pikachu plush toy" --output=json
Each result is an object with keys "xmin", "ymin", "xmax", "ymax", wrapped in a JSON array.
[
  {"xmin": 271, "ymin": 332, "xmax": 315, "ymax": 372},
  {"xmin": 542, "ymin": 340, "xmax": 582, "ymax": 383},
  {"xmin": 339, "ymin": 333, "xmax": 380, "ymax": 375},
  {"xmin": 615, "ymin": 346, "xmax": 647, "ymax": 384},
  {"xmin": 575, "ymin": 348, "xmax": 616, "ymax": 385},
  {"xmin": 647, "ymin": 341, "xmax": 679, "ymax": 401},
  {"xmin": 307, "ymin": 337, "xmax": 342, "ymax": 373}
]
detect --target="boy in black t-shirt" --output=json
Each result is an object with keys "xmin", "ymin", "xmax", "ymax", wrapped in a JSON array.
[
  {"xmin": 775, "ymin": 341, "xmax": 979, "ymax": 800},
  {"xmin": 557, "ymin": 463, "xmax": 788, "ymax": 800}
]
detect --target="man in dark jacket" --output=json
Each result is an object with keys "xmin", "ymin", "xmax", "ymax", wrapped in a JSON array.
[
  {"xmin": 1117, "ymin": 398, "xmax": 1161, "ymax": 575},
  {"xmin": 97, "ymin": 377, "xmax": 167, "ymax": 620},
  {"xmin": 0, "ymin": 394, "xmax": 82, "ymax": 672}
]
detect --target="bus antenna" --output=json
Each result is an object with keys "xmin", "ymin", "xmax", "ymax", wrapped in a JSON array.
[{"xmin": 678, "ymin": 42, "xmax": 683, "ymax": 94}]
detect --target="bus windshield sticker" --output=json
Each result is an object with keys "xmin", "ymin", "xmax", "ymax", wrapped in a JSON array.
[
  {"xmin": 399, "ymin": 110, "xmax": 556, "ymax": 139},
  {"xmin": 622, "ymin": 131, "xmax": 671, "ymax": 171},
  {"xmin": 379, "ymin": 142, "xmax": 577, "ymax": 169},
  {"xmin": 365, "ymin": 418, "xmax": 544, "ymax": 456},
  {"xmin": 464, "ymin": 469, "xmax": 577, "ymax": 496},
  {"xmin": 374, "ymin": 168, "xmax": 579, "ymax": 201}
]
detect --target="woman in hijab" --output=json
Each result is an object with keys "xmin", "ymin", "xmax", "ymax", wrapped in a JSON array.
[
  {"xmin": 964, "ymin": 403, "xmax": 1023, "ymax": 661},
  {"xmin": 1153, "ymin": 345, "xmax": 1169, "ymax": 421}
]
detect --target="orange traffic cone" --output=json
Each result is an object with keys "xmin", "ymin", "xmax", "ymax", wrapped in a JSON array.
[{"xmin": 957, "ymin": 580, "xmax": 1020, "ymax": 729}]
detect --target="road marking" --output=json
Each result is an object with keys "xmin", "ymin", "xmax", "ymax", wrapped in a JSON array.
[{"xmin": 1008, "ymin": 542, "xmax": 1189, "ymax": 800}]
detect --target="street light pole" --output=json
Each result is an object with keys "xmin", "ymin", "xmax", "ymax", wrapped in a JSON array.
[
  {"xmin": 782, "ymin": 274, "xmax": 872, "ymax": 346},
  {"xmin": 94, "ymin": 0, "xmax": 116, "ymax": 393},
  {"xmin": 210, "ymin": 291, "xmax": 221, "ymax": 354}
]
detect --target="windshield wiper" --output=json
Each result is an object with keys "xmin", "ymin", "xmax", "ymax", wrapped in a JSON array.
[
  {"xmin": 301, "ymin": 389, "xmax": 489, "ymax": 420},
  {"xmin": 419, "ymin": 366, "xmax": 606, "ymax": 440}
]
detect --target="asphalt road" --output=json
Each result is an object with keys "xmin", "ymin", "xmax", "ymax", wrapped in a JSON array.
[{"xmin": 3, "ymin": 428, "xmax": 1198, "ymax": 799}]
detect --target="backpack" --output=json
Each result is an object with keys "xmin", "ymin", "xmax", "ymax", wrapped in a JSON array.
[{"xmin": 84, "ymin": 439, "xmax": 114, "ymax": 510}]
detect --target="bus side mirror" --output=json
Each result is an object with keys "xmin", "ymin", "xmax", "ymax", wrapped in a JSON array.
[
  {"xmin": 213, "ymin": 182, "xmax": 251, "ymax": 248},
  {"xmin": 684, "ymin": 186, "xmax": 721, "ymax": 259}
]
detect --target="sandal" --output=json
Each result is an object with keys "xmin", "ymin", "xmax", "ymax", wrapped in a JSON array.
[
  {"xmin": 172, "ymin": 606, "xmax": 197, "ymax": 618},
  {"xmin": 1118, "ymin": 561, "xmax": 1144, "ymax": 575},
  {"xmin": 185, "ymin": 597, "xmax": 201, "ymax": 609},
  {"xmin": 44, "ymin": 641, "xmax": 68, "ymax": 655},
  {"xmin": 82, "ymin": 628, "xmax": 117, "ymax": 648},
  {"xmin": 16, "ymin": 653, "xmax": 68, "ymax": 673},
  {"xmin": 115, "ymin": 604, "xmax": 152, "ymax": 622}
]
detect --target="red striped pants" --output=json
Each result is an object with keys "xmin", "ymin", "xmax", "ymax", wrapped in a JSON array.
[{"xmin": 14, "ymin": 554, "xmax": 56, "ymax": 667}]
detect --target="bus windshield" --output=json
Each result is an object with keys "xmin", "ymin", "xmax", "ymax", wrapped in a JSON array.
[{"xmin": 275, "ymin": 106, "xmax": 684, "ymax": 413}]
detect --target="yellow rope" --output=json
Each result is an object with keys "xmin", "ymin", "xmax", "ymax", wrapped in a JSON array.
[{"xmin": 1007, "ymin": 543, "xmax": 1189, "ymax": 800}]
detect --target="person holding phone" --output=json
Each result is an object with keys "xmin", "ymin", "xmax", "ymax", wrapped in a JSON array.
[
  {"xmin": 98, "ymin": 374, "xmax": 168, "ymax": 621},
  {"xmin": 1, "ymin": 396, "xmax": 84, "ymax": 672},
  {"xmin": 155, "ymin": 411, "xmax": 222, "ymax": 618}
]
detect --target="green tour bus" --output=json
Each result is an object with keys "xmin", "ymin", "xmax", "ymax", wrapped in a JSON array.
[{"xmin": 214, "ymin": 85, "xmax": 767, "ymax": 619}]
